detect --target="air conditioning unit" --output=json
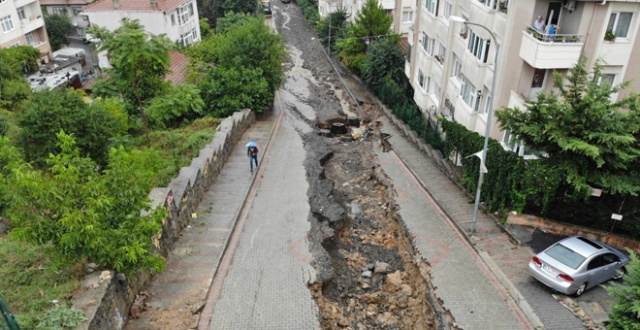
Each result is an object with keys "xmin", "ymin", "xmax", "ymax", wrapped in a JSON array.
[{"xmin": 562, "ymin": 0, "xmax": 576, "ymax": 12}]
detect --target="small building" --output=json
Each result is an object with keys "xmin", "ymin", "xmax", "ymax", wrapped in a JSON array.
[{"xmin": 80, "ymin": 0, "xmax": 201, "ymax": 47}]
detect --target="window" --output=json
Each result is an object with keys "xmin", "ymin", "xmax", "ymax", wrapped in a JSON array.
[
  {"xmin": 191, "ymin": 27, "xmax": 198, "ymax": 41},
  {"xmin": 597, "ymin": 73, "xmax": 616, "ymax": 86},
  {"xmin": 531, "ymin": 68, "xmax": 546, "ymax": 88},
  {"xmin": 181, "ymin": 32, "xmax": 192, "ymax": 46},
  {"xmin": 435, "ymin": 43, "xmax": 445, "ymax": 64},
  {"xmin": 452, "ymin": 55, "xmax": 462, "ymax": 80},
  {"xmin": 482, "ymin": 93, "xmax": 491, "ymax": 115},
  {"xmin": 178, "ymin": 5, "xmax": 190, "ymax": 25},
  {"xmin": 402, "ymin": 9, "xmax": 413, "ymax": 22},
  {"xmin": 418, "ymin": 69, "xmax": 427, "ymax": 91},
  {"xmin": 460, "ymin": 75, "xmax": 477, "ymax": 109},
  {"xmin": 607, "ymin": 12, "xmax": 632, "ymax": 38},
  {"xmin": 426, "ymin": 0, "xmax": 438, "ymax": 15},
  {"xmin": 476, "ymin": 0, "xmax": 496, "ymax": 9},
  {"xmin": 188, "ymin": 3, "xmax": 195, "ymax": 16},
  {"xmin": 434, "ymin": 82, "xmax": 441, "ymax": 102},
  {"xmin": 25, "ymin": 31, "xmax": 35, "ymax": 45},
  {"xmin": 17, "ymin": 7, "xmax": 26, "ymax": 20},
  {"xmin": 51, "ymin": 7, "xmax": 65, "ymax": 15},
  {"xmin": 1, "ymin": 15, "xmax": 14, "ymax": 33},
  {"xmin": 467, "ymin": 31, "xmax": 490, "ymax": 63},
  {"xmin": 171, "ymin": 14, "xmax": 176, "ymax": 26},
  {"xmin": 421, "ymin": 33, "xmax": 434, "ymax": 55},
  {"xmin": 443, "ymin": 1, "xmax": 452, "ymax": 18}
]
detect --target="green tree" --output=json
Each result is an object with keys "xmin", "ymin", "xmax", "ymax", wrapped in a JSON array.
[
  {"xmin": 44, "ymin": 14, "xmax": 72, "ymax": 51},
  {"xmin": 215, "ymin": 11, "xmax": 251, "ymax": 34},
  {"xmin": 198, "ymin": 66, "xmax": 271, "ymax": 117},
  {"xmin": 88, "ymin": 19, "xmax": 174, "ymax": 147},
  {"xmin": 316, "ymin": 10, "xmax": 349, "ymax": 53},
  {"xmin": 199, "ymin": 18, "xmax": 215, "ymax": 39},
  {"xmin": 215, "ymin": 0, "xmax": 259, "ymax": 16},
  {"xmin": 605, "ymin": 250, "xmax": 640, "ymax": 329},
  {"xmin": 361, "ymin": 36, "xmax": 403, "ymax": 91},
  {"xmin": 188, "ymin": 16, "xmax": 285, "ymax": 114},
  {"xmin": 18, "ymin": 89, "xmax": 120, "ymax": 167},
  {"xmin": 1, "ymin": 132, "xmax": 167, "ymax": 275},
  {"xmin": 146, "ymin": 84, "xmax": 205, "ymax": 128},
  {"xmin": 0, "ymin": 47, "xmax": 36, "ymax": 112},
  {"xmin": 336, "ymin": 0, "xmax": 392, "ymax": 74},
  {"xmin": 496, "ymin": 57, "xmax": 640, "ymax": 201}
]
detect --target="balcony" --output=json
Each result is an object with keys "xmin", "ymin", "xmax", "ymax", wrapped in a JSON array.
[
  {"xmin": 519, "ymin": 26, "xmax": 584, "ymax": 69},
  {"xmin": 20, "ymin": 16, "xmax": 45, "ymax": 33},
  {"xmin": 15, "ymin": 0, "xmax": 37, "ymax": 7}
]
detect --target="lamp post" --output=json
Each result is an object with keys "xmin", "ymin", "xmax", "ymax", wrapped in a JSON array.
[{"xmin": 450, "ymin": 16, "xmax": 501, "ymax": 233}]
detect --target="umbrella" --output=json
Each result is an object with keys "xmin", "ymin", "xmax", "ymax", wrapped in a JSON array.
[{"xmin": 246, "ymin": 141, "xmax": 257, "ymax": 147}]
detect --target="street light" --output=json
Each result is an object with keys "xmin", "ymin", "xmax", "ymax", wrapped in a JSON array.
[{"xmin": 449, "ymin": 16, "xmax": 501, "ymax": 233}]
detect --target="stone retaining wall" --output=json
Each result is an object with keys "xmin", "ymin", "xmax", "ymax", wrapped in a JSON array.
[
  {"xmin": 74, "ymin": 109, "xmax": 255, "ymax": 330},
  {"xmin": 508, "ymin": 213, "xmax": 640, "ymax": 251}
]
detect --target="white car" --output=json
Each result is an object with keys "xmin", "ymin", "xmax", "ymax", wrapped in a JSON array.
[{"xmin": 528, "ymin": 235, "xmax": 629, "ymax": 296}]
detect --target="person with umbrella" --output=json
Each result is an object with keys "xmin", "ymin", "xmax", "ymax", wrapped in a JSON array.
[{"xmin": 247, "ymin": 141, "xmax": 259, "ymax": 171}]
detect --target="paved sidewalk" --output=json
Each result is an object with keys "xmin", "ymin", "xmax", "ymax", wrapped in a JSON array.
[
  {"xmin": 374, "ymin": 116, "xmax": 534, "ymax": 330},
  {"xmin": 126, "ymin": 111, "xmax": 279, "ymax": 330},
  {"xmin": 375, "ymin": 113, "xmax": 585, "ymax": 329}
]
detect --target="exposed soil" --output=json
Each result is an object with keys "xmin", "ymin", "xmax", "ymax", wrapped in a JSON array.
[{"xmin": 271, "ymin": 3, "xmax": 455, "ymax": 329}]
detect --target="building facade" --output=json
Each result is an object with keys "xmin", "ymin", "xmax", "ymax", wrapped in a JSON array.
[
  {"xmin": 80, "ymin": 0, "xmax": 201, "ymax": 47},
  {"xmin": 40, "ymin": 0, "xmax": 92, "ymax": 37},
  {"xmin": 0, "ymin": 0, "xmax": 52, "ymax": 62},
  {"xmin": 398, "ymin": 0, "xmax": 640, "ymax": 156},
  {"xmin": 318, "ymin": 0, "xmax": 396, "ymax": 22}
]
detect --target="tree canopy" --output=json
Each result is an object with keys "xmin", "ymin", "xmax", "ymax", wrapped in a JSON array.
[
  {"xmin": 605, "ymin": 251, "xmax": 640, "ymax": 329},
  {"xmin": 0, "ymin": 46, "xmax": 38, "ymax": 112},
  {"xmin": 188, "ymin": 15, "xmax": 285, "ymax": 116},
  {"xmin": 18, "ymin": 89, "xmax": 122, "ymax": 168},
  {"xmin": 44, "ymin": 14, "xmax": 72, "ymax": 51},
  {"xmin": 1, "ymin": 132, "xmax": 167, "ymax": 275},
  {"xmin": 215, "ymin": 0, "xmax": 259, "ymax": 17},
  {"xmin": 336, "ymin": 0, "xmax": 393, "ymax": 74},
  {"xmin": 88, "ymin": 19, "xmax": 175, "ymax": 146},
  {"xmin": 496, "ymin": 57, "xmax": 640, "ymax": 199}
]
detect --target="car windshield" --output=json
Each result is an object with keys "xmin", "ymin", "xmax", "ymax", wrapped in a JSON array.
[{"xmin": 546, "ymin": 244, "xmax": 586, "ymax": 270}]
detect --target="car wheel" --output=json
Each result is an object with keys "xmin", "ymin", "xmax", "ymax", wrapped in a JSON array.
[
  {"xmin": 575, "ymin": 283, "xmax": 587, "ymax": 297},
  {"xmin": 613, "ymin": 267, "xmax": 626, "ymax": 280}
]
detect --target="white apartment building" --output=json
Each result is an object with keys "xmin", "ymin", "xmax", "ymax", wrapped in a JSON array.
[
  {"xmin": 0, "ymin": 0, "xmax": 52, "ymax": 62},
  {"xmin": 398, "ymin": 0, "xmax": 640, "ymax": 156},
  {"xmin": 318, "ymin": 0, "xmax": 396, "ymax": 22},
  {"xmin": 39, "ymin": 0, "xmax": 92, "ymax": 37},
  {"xmin": 80, "ymin": 0, "xmax": 201, "ymax": 47}
]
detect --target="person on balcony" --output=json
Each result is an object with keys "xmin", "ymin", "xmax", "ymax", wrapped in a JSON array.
[{"xmin": 533, "ymin": 15, "xmax": 546, "ymax": 34}]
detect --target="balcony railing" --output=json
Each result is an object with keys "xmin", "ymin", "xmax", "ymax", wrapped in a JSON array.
[
  {"xmin": 525, "ymin": 25, "xmax": 583, "ymax": 43},
  {"xmin": 519, "ymin": 26, "xmax": 584, "ymax": 69}
]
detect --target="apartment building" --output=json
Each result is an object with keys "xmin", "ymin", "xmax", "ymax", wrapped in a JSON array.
[
  {"xmin": 40, "ymin": 0, "xmax": 92, "ymax": 37},
  {"xmin": 0, "ymin": 0, "xmax": 52, "ymax": 62},
  {"xmin": 80, "ymin": 0, "xmax": 201, "ymax": 47},
  {"xmin": 398, "ymin": 0, "xmax": 640, "ymax": 156},
  {"xmin": 318, "ymin": 0, "xmax": 396, "ymax": 21}
]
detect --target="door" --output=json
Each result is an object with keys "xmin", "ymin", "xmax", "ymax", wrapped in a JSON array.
[
  {"xmin": 530, "ymin": 68, "xmax": 547, "ymax": 100},
  {"xmin": 546, "ymin": 2, "xmax": 562, "ymax": 27}
]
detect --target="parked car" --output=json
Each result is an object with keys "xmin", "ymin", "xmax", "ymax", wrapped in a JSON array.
[{"xmin": 528, "ymin": 235, "xmax": 629, "ymax": 296}]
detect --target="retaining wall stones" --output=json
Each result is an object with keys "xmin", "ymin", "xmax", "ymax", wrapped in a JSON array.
[
  {"xmin": 508, "ymin": 213, "xmax": 640, "ymax": 251},
  {"xmin": 74, "ymin": 109, "xmax": 255, "ymax": 330}
]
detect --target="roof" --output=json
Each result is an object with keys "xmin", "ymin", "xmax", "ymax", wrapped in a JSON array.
[
  {"xmin": 166, "ymin": 51, "xmax": 189, "ymax": 85},
  {"xmin": 398, "ymin": 37, "xmax": 409, "ymax": 58},
  {"xmin": 82, "ymin": 0, "xmax": 189, "ymax": 13},
  {"xmin": 40, "ymin": 0, "xmax": 92, "ymax": 5}
]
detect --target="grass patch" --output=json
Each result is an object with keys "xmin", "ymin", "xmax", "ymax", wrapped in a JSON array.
[
  {"xmin": 0, "ymin": 237, "xmax": 83, "ymax": 329},
  {"xmin": 135, "ymin": 117, "xmax": 221, "ymax": 187}
]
